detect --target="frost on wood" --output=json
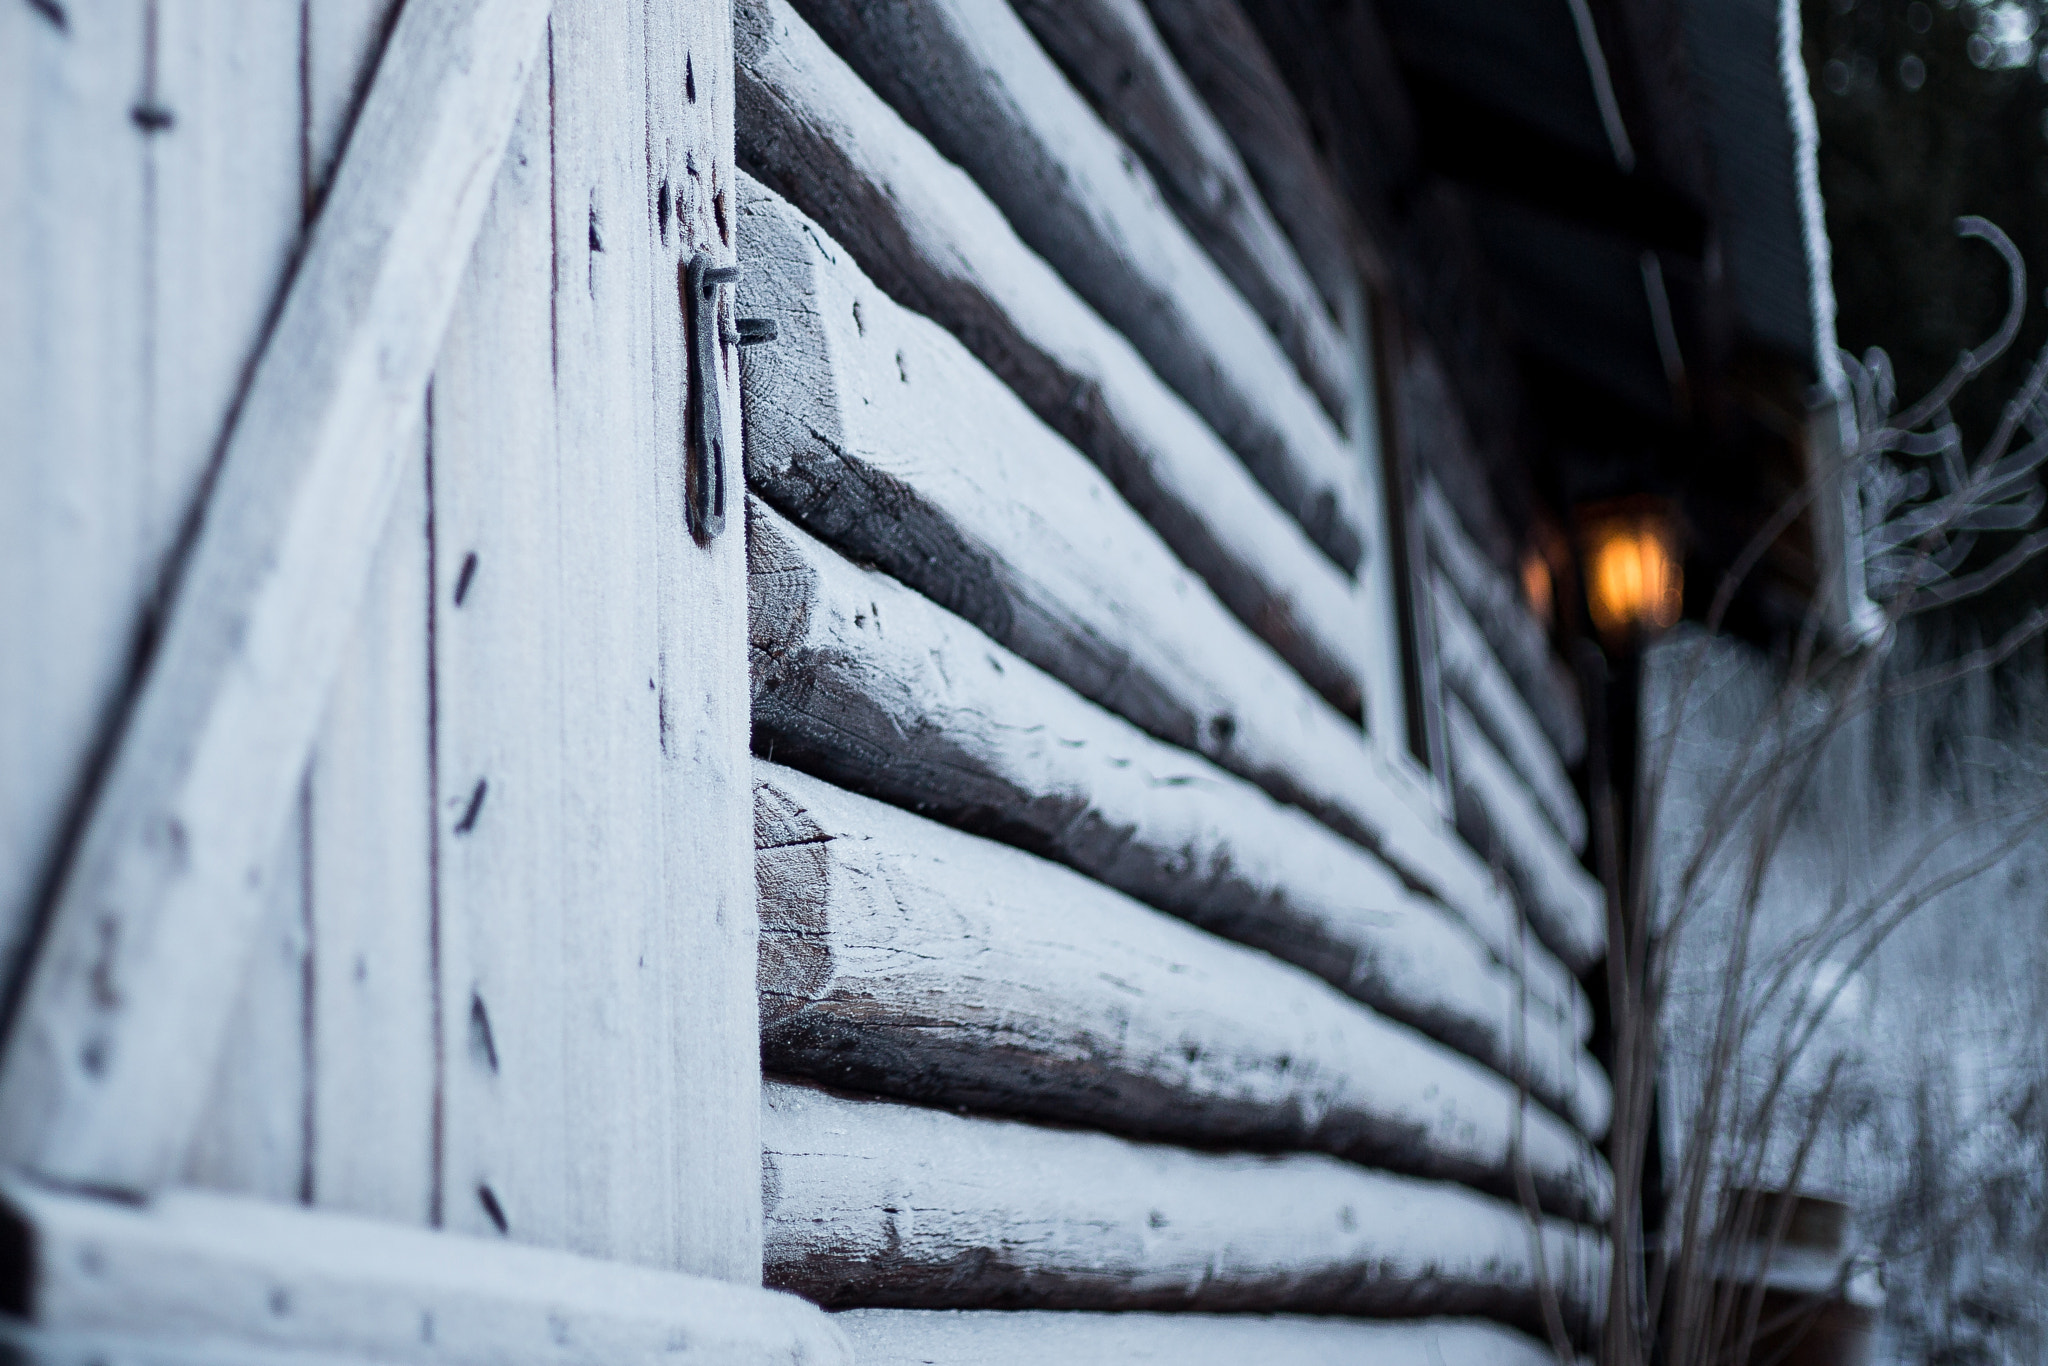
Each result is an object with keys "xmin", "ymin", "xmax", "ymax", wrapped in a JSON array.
[
  {"xmin": 774, "ymin": 0, "xmax": 1372, "ymax": 569},
  {"xmin": 761, "ymin": 1082, "xmax": 1608, "ymax": 1333},
  {"xmin": 747, "ymin": 500, "xmax": 1593, "ymax": 1050},
  {"xmin": 756, "ymin": 761, "xmax": 1613, "ymax": 1202},
  {"xmin": 1446, "ymin": 698, "xmax": 1606, "ymax": 974},
  {"xmin": 1008, "ymin": 0, "xmax": 1351, "ymax": 424},
  {"xmin": 0, "ymin": 1179, "xmax": 852, "ymax": 1365},
  {"xmin": 835, "ymin": 1308, "xmax": 1563, "ymax": 1366},
  {"xmin": 731, "ymin": 0, "xmax": 1372, "ymax": 717}
]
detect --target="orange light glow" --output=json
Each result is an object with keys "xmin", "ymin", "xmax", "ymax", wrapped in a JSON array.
[
  {"xmin": 1520, "ymin": 548, "xmax": 1555, "ymax": 628},
  {"xmin": 1583, "ymin": 510, "xmax": 1682, "ymax": 641}
]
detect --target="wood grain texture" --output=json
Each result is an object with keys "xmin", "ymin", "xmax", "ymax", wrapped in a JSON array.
[
  {"xmin": 1009, "ymin": 0, "xmax": 1350, "ymax": 425},
  {"xmin": 764, "ymin": 0, "xmax": 1372, "ymax": 570},
  {"xmin": 762, "ymin": 1082, "xmax": 1608, "ymax": 1334},
  {"xmin": 0, "ymin": 0, "xmax": 551, "ymax": 1193},
  {"xmin": 0, "ymin": 1179, "xmax": 852, "ymax": 1365},
  {"xmin": 731, "ymin": 0, "xmax": 1372, "ymax": 719},
  {"xmin": 1435, "ymin": 586, "xmax": 1587, "ymax": 853},
  {"xmin": 1140, "ymin": 0, "xmax": 1367, "ymax": 308},
  {"xmin": 1420, "ymin": 482, "xmax": 1587, "ymax": 768},
  {"xmin": 307, "ymin": 425, "xmax": 435, "ymax": 1224},
  {"xmin": 429, "ymin": 0, "xmax": 759, "ymax": 1278},
  {"xmin": 755, "ymin": 762, "xmax": 1612, "ymax": 1202},
  {"xmin": 747, "ymin": 502, "xmax": 1593, "ymax": 1051},
  {"xmin": 836, "ymin": 1310, "xmax": 1562, "ymax": 1366},
  {"xmin": 0, "ymin": 1318, "xmax": 378, "ymax": 1366},
  {"xmin": 1445, "ymin": 698, "xmax": 1605, "ymax": 975}
]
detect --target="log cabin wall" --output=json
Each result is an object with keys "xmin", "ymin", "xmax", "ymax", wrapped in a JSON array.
[{"xmin": 0, "ymin": 0, "xmax": 1613, "ymax": 1361}]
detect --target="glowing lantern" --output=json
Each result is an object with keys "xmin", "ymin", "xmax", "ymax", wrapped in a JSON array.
[{"xmin": 1581, "ymin": 502, "xmax": 1682, "ymax": 642}]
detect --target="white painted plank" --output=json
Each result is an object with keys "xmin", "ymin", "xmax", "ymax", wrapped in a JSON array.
[
  {"xmin": 431, "ymin": 0, "xmax": 759, "ymax": 1277},
  {"xmin": 0, "ymin": 6, "xmax": 148, "ymax": 1014},
  {"xmin": 179, "ymin": 777, "xmax": 311, "ymax": 1203},
  {"xmin": 1420, "ymin": 481, "xmax": 1587, "ymax": 767},
  {"xmin": 734, "ymin": 182, "xmax": 1525, "ymax": 986},
  {"xmin": 756, "ymin": 761, "xmax": 1612, "ymax": 1203},
  {"xmin": 1446, "ymin": 698, "xmax": 1606, "ymax": 975},
  {"xmin": 0, "ymin": 1178, "xmax": 852, "ymax": 1365},
  {"xmin": 836, "ymin": 1310, "xmax": 1561, "ymax": 1366},
  {"xmin": 1139, "ymin": 0, "xmax": 1364, "ymax": 315},
  {"xmin": 307, "ymin": 431, "xmax": 435, "ymax": 1223},
  {"xmin": 732, "ymin": 0, "xmax": 1372, "ymax": 721},
  {"xmin": 1009, "ymin": 0, "xmax": 1351, "ymax": 425},
  {"xmin": 0, "ymin": 1318, "xmax": 381, "ymax": 1366},
  {"xmin": 747, "ymin": 501, "xmax": 1594, "ymax": 1053},
  {"xmin": 0, "ymin": 0, "xmax": 553, "ymax": 1192},
  {"xmin": 780, "ymin": 0, "xmax": 1371, "ymax": 570},
  {"xmin": 762, "ymin": 1082, "xmax": 1608, "ymax": 1333},
  {"xmin": 304, "ymin": 0, "xmax": 406, "ymax": 211},
  {"xmin": 1436, "ymin": 585, "xmax": 1587, "ymax": 852}
]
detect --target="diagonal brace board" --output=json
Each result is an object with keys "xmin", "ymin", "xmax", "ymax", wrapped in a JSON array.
[{"xmin": 0, "ymin": 0, "xmax": 552, "ymax": 1192}]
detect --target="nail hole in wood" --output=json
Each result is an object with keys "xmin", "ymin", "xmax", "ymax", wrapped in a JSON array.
[
  {"xmin": 129, "ymin": 103, "xmax": 174, "ymax": 132},
  {"xmin": 477, "ymin": 1185, "xmax": 509, "ymax": 1234},
  {"xmin": 453, "ymin": 778, "xmax": 487, "ymax": 835},
  {"xmin": 685, "ymin": 53, "xmax": 696, "ymax": 103},
  {"xmin": 24, "ymin": 0, "xmax": 67, "ymax": 31},
  {"xmin": 453, "ymin": 551, "xmax": 478, "ymax": 605},
  {"xmin": 468, "ymin": 992, "xmax": 499, "ymax": 1073}
]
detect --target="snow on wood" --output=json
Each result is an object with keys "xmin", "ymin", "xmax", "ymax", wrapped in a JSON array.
[
  {"xmin": 1010, "ymin": 0, "xmax": 1351, "ymax": 424},
  {"xmin": 755, "ymin": 762, "xmax": 1613, "ymax": 1202},
  {"xmin": 1421, "ymin": 482, "xmax": 1587, "ymax": 767},
  {"xmin": 427, "ymin": 0, "xmax": 761, "ymax": 1276},
  {"xmin": 1435, "ymin": 586, "xmax": 1588, "ymax": 853},
  {"xmin": 731, "ymin": 0, "xmax": 1372, "ymax": 717},
  {"xmin": 732, "ymin": 199, "xmax": 1524, "ymax": 981},
  {"xmin": 835, "ymin": 1309, "xmax": 1563, "ymax": 1366},
  {"xmin": 1446, "ymin": 698, "xmax": 1607, "ymax": 974},
  {"xmin": 0, "ymin": 0, "xmax": 551, "ymax": 1195},
  {"xmin": 0, "ymin": 1179, "xmax": 852, "ymax": 1365},
  {"xmin": 746, "ymin": 501, "xmax": 1594, "ymax": 1050},
  {"xmin": 762, "ymin": 1082, "xmax": 1608, "ymax": 1333},
  {"xmin": 1139, "ymin": 0, "xmax": 1367, "ymax": 312},
  {"xmin": 749, "ymin": 0, "xmax": 1371, "ymax": 572}
]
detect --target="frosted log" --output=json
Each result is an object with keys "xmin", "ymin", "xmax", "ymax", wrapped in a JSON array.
[
  {"xmin": 1139, "ymin": 0, "xmax": 1364, "ymax": 314},
  {"xmin": 731, "ymin": 0, "xmax": 1371, "ymax": 719},
  {"xmin": 762, "ymin": 1083, "xmax": 1607, "ymax": 1334},
  {"xmin": 1421, "ymin": 481, "xmax": 1586, "ymax": 766},
  {"xmin": 0, "ymin": 0, "xmax": 550, "ymax": 1193},
  {"xmin": 836, "ymin": 1309, "xmax": 1565, "ymax": 1366},
  {"xmin": 1446, "ymin": 699, "xmax": 1606, "ymax": 974},
  {"xmin": 738, "ymin": 0, "xmax": 1366, "ymax": 571},
  {"xmin": 756, "ymin": 762, "xmax": 1613, "ymax": 1201},
  {"xmin": 0, "ymin": 1179, "xmax": 851, "ymax": 1365},
  {"xmin": 747, "ymin": 501, "xmax": 1593, "ymax": 1045},
  {"xmin": 780, "ymin": 0, "xmax": 1369, "ymax": 557},
  {"xmin": 1435, "ymin": 586, "xmax": 1588, "ymax": 852},
  {"xmin": 1010, "ymin": 0, "xmax": 1351, "ymax": 422}
]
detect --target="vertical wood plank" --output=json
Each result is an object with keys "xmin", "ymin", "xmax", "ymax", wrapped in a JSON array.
[
  {"xmin": 307, "ymin": 438, "xmax": 436, "ymax": 1223},
  {"xmin": 299, "ymin": 0, "xmax": 437, "ymax": 1227},
  {"xmin": 0, "ymin": 3, "xmax": 151, "ymax": 1012},
  {"xmin": 434, "ymin": 0, "xmax": 757, "ymax": 1278},
  {"xmin": 143, "ymin": 0, "xmax": 314, "ymax": 1200}
]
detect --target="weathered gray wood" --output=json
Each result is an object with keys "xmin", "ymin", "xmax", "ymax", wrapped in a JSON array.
[
  {"xmin": 300, "ymin": 0, "xmax": 436, "ymax": 1227},
  {"xmin": 731, "ymin": 1, "xmax": 1372, "ymax": 719},
  {"xmin": 1009, "ymin": 0, "xmax": 1350, "ymax": 426},
  {"xmin": 836, "ymin": 1310, "xmax": 1562, "ymax": 1366},
  {"xmin": 1446, "ymin": 699, "xmax": 1605, "ymax": 975},
  {"xmin": 430, "ymin": 0, "xmax": 760, "ymax": 1278},
  {"xmin": 0, "ymin": 0, "xmax": 552, "ymax": 1194},
  {"xmin": 1435, "ymin": 587, "xmax": 1587, "ymax": 853},
  {"xmin": 0, "ymin": 2, "xmax": 150, "ymax": 1018},
  {"xmin": 747, "ymin": 502, "xmax": 1593, "ymax": 1044},
  {"xmin": 0, "ymin": 1317, "xmax": 379, "ymax": 1366},
  {"xmin": 0, "ymin": 1178, "xmax": 853, "ymax": 1365},
  {"xmin": 757, "ymin": 0, "xmax": 1371, "ymax": 570},
  {"xmin": 737, "ymin": 183, "xmax": 1398, "ymax": 819},
  {"xmin": 732, "ymin": 200, "xmax": 1520, "ymax": 975},
  {"xmin": 307, "ymin": 425, "xmax": 436, "ymax": 1223},
  {"xmin": 1421, "ymin": 482, "xmax": 1587, "ymax": 768},
  {"xmin": 762, "ymin": 1082, "xmax": 1607, "ymax": 1333},
  {"xmin": 180, "ymin": 781, "xmax": 310, "ymax": 1202},
  {"xmin": 756, "ymin": 762, "xmax": 1612, "ymax": 1202},
  {"xmin": 1140, "ymin": 0, "xmax": 1365, "ymax": 311}
]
